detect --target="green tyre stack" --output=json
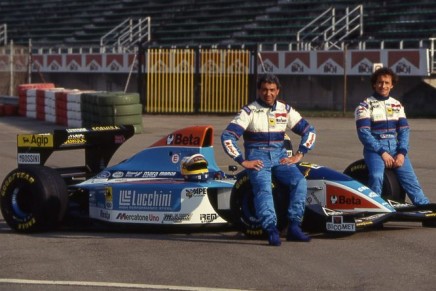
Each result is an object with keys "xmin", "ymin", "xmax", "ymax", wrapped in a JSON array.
[{"xmin": 81, "ymin": 92, "xmax": 144, "ymax": 134}]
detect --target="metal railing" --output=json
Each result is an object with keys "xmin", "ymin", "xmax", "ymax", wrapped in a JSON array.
[
  {"xmin": 100, "ymin": 17, "xmax": 151, "ymax": 53},
  {"xmin": 0, "ymin": 24, "xmax": 7, "ymax": 45},
  {"xmin": 430, "ymin": 38, "xmax": 436, "ymax": 73},
  {"xmin": 296, "ymin": 5, "xmax": 363, "ymax": 50}
]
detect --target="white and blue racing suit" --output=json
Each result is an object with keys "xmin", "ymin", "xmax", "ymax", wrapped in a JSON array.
[
  {"xmin": 221, "ymin": 99, "xmax": 316, "ymax": 230},
  {"xmin": 355, "ymin": 93, "xmax": 429, "ymax": 205}
]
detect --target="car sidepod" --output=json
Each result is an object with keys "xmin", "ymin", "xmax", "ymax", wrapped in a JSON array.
[{"xmin": 81, "ymin": 179, "xmax": 234, "ymax": 226}]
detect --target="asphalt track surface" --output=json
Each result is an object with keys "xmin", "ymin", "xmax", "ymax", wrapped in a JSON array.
[{"xmin": 1, "ymin": 114, "xmax": 436, "ymax": 291}]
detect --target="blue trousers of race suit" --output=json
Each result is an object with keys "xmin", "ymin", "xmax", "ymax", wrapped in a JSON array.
[
  {"xmin": 247, "ymin": 147, "xmax": 307, "ymax": 230},
  {"xmin": 364, "ymin": 139, "xmax": 429, "ymax": 205}
]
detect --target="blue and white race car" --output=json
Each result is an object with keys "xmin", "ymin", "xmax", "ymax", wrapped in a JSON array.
[{"xmin": 1, "ymin": 125, "xmax": 436, "ymax": 236}]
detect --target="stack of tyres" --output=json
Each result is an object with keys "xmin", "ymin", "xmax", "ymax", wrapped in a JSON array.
[
  {"xmin": 81, "ymin": 91, "xmax": 143, "ymax": 134},
  {"xmin": 17, "ymin": 83, "xmax": 54, "ymax": 116}
]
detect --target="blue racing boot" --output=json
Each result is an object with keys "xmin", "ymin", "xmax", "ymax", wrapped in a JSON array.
[
  {"xmin": 286, "ymin": 221, "xmax": 311, "ymax": 242},
  {"xmin": 267, "ymin": 227, "xmax": 281, "ymax": 246}
]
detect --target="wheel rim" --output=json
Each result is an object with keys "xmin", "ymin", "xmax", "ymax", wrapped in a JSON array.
[{"xmin": 10, "ymin": 185, "xmax": 33, "ymax": 220}]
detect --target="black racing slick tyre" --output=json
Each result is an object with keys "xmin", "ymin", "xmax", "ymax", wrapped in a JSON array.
[
  {"xmin": 344, "ymin": 159, "xmax": 406, "ymax": 203},
  {"xmin": 230, "ymin": 172, "xmax": 288, "ymax": 238},
  {"xmin": 0, "ymin": 166, "xmax": 68, "ymax": 233}
]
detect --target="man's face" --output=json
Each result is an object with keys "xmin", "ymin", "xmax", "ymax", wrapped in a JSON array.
[
  {"xmin": 373, "ymin": 74, "xmax": 393, "ymax": 97},
  {"xmin": 258, "ymin": 82, "xmax": 279, "ymax": 106}
]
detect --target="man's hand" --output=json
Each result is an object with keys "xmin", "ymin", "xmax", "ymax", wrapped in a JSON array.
[
  {"xmin": 394, "ymin": 153, "xmax": 405, "ymax": 168},
  {"xmin": 280, "ymin": 151, "xmax": 303, "ymax": 165},
  {"xmin": 241, "ymin": 160, "xmax": 264, "ymax": 171},
  {"xmin": 381, "ymin": 152, "xmax": 395, "ymax": 168}
]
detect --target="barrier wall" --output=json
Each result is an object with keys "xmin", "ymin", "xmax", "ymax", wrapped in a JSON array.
[{"xmin": 3, "ymin": 48, "xmax": 435, "ymax": 114}]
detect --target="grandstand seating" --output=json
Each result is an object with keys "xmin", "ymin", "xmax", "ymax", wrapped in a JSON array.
[{"xmin": 1, "ymin": 0, "xmax": 436, "ymax": 48}]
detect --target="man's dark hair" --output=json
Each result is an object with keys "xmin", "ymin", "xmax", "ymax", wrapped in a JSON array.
[
  {"xmin": 371, "ymin": 67, "xmax": 398, "ymax": 86},
  {"xmin": 257, "ymin": 74, "xmax": 281, "ymax": 89}
]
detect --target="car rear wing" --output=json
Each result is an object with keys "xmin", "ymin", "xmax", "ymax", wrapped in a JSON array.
[{"xmin": 16, "ymin": 125, "xmax": 135, "ymax": 179}]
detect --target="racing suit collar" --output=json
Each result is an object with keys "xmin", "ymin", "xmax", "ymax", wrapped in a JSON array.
[
  {"xmin": 372, "ymin": 92, "xmax": 389, "ymax": 101},
  {"xmin": 256, "ymin": 98, "xmax": 277, "ymax": 111}
]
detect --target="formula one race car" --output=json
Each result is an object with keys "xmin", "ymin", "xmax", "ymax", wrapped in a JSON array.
[{"xmin": 1, "ymin": 125, "xmax": 436, "ymax": 236}]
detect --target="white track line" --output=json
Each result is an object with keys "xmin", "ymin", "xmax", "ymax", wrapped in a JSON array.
[{"xmin": 0, "ymin": 278, "xmax": 245, "ymax": 291}]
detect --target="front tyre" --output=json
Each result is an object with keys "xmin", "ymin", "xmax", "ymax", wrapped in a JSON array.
[
  {"xmin": 0, "ymin": 166, "xmax": 68, "ymax": 233},
  {"xmin": 344, "ymin": 159, "xmax": 406, "ymax": 203}
]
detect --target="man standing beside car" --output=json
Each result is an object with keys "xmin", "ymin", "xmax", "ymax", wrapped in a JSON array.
[
  {"xmin": 221, "ymin": 74, "xmax": 316, "ymax": 246},
  {"xmin": 354, "ymin": 67, "xmax": 430, "ymax": 205}
]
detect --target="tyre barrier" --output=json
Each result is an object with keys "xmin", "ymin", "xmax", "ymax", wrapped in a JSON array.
[
  {"xmin": 81, "ymin": 91, "xmax": 143, "ymax": 134},
  {"xmin": 0, "ymin": 103, "xmax": 19, "ymax": 117},
  {"xmin": 17, "ymin": 83, "xmax": 55, "ymax": 116},
  {"xmin": 17, "ymin": 85, "xmax": 144, "ymax": 134}
]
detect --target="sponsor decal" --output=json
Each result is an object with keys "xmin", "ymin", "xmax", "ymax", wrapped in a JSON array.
[
  {"xmin": 66, "ymin": 128, "xmax": 88, "ymax": 133},
  {"xmin": 143, "ymin": 172, "xmax": 159, "ymax": 178},
  {"xmin": 326, "ymin": 184, "xmax": 380, "ymax": 210},
  {"xmin": 246, "ymin": 229, "xmax": 263, "ymax": 236},
  {"xmin": 125, "ymin": 171, "xmax": 143, "ymax": 178},
  {"xmin": 100, "ymin": 210, "xmax": 110, "ymax": 220},
  {"xmin": 158, "ymin": 171, "xmax": 177, "ymax": 177},
  {"xmin": 350, "ymin": 164, "xmax": 366, "ymax": 172},
  {"xmin": 183, "ymin": 187, "xmax": 207, "ymax": 198},
  {"xmin": 116, "ymin": 212, "xmax": 160, "ymax": 222},
  {"xmin": 17, "ymin": 218, "xmax": 37, "ymax": 230},
  {"xmin": 223, "ymin": 139, "xmax": 239, "ymax": 158},
  {"xmin": 274, "ymin": 112, "xmax": 287, "ymax": 124},
  {"xmin": 275, "ymin": 112, "xmax": 287, "ymax": 118},
  {"xmin": 322, "ymin": 208, "xmax": 344, "ymax": 216},
  {"xmin": 386, "ymin": 107, "xmax": 393, "ymax": 116},
  {"xmin": 357, "ymin": 185, "xmax": 369, "ymax": 192},
  {"xmin": 166, "ymin": 133, "xmax": 200, "ymax": 145},
  {"xmin": 96, "ymin": 171, "xmax": 111, "ymax": 179},
  {"xmin": 114, "ymin": 135, "xmax": 126, "ymax": 144},
  {"xmin": 89, "ymin": 190, "xmax": 97, "ymax": 205},
  {"xmin": 326, "ymin": 216, "xmax": 356, "ymax": 232},
  {"xmin": 304, "ymin": 132, "xmax": 316, "ymax": 148},
  {"xmin": 200, "ymin": 213, "xmax": 218, "ymax": 223},
  {"xmin": 118, "ymin": 189, "xmax": 175, "ymax": 211},
  {"xmin": 330, "ymin": 195, "xmax": 361, "ymax": 205},
  {"xmin": 91, "ymin": 126, "xmax": 120, "ymax": 131},
  {"xmin": 235, "ymin": 175, "xmax": 249, "ymax": 190},
  {"xmin": 62, "ymin": 134, "xmax": 86, "ymax": 145},
  {"xmin": 356, "ymin": 221, "xmax": 373, "ymax": 227},
  {"xmin": 112, "ymin": 171, "xmax": 124, "ymax": 178},
  {"xmin": 1, "ymin": 172, "xmax": 35, "ymax": 197},
  {"xmin": 163, "ymin": 213, "xmax": 192, "ymax": 223},
  {"xmin": 18, "ymin": 134, "xmax": 53, "ymax": 147},
  {"xmin": 355, "ymin": 213, "xmax": 387, "ymax": 227},
  {"xmin": 299, "ymin": 162, "xmax": 321, "ymax": 169},
  {"xmin": 388, "ymin": 200, "xmax": 412, "ymax": 208},
  {"xmin": 17, "ymin": 153, "xmax": 40, "ymax": 164},
  {"xmin": 171, "ymin": 154, "xmax": 180, "ymax": 164},
  {"xmin": 105, "ymin": 187, "xmax": 113, "ymax": 209}
]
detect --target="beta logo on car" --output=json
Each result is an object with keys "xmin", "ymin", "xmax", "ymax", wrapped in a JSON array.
[
  {"xmin": 166, "ymin": 133, "xmax": 200, "ymax": 145},
  {"xmin": 326, "ymin": 184, "xmax": 379, "ymax": 210}
]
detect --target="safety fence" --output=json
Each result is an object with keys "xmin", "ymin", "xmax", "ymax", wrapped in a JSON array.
[{"xmin": 143, "ymin": 48, "xmax": 255, "ymax": 114}]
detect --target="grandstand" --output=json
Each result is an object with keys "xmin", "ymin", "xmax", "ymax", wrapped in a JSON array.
[
  {"xmin": 1, "ymin": 0, "xmax": 436, "ymax": 116},
  {"xmin": 1, "ymin": 0, "xmax": 436, "ymax": 49}
]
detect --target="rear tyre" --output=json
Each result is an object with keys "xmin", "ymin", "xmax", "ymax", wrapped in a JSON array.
[
  {"xmin": 229, "ymin": 172, "xmax": 288, "ymax": 238},
  {"xmin": 343, "ymin": 159, "xmax": 406, "ymax": 203},
  {"xmin": 0, "ymin": 166, "xmax": 68, "ymax": 233}
]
